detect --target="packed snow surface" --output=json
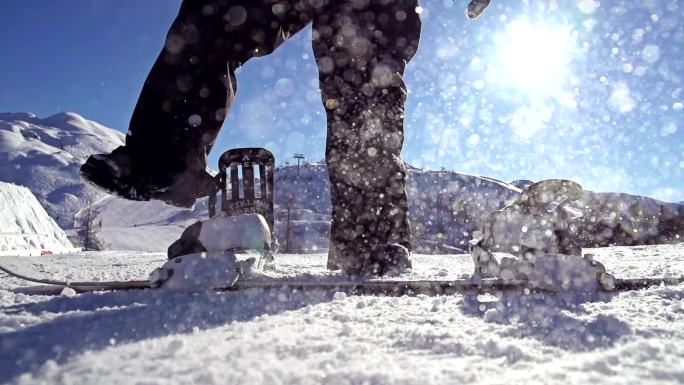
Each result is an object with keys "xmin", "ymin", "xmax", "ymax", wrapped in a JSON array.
[
  {"xmin": 1, "ymin": 244, "xmax": 683, "ymax": 384},
  {"xmin": 0, "ymin": 182, "xmax": 72, "ymax": 252}
]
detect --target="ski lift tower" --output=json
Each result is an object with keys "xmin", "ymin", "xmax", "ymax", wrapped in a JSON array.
[{"xmin": 294, "ymin": 153, "xmax": 305, "ymax": 176}]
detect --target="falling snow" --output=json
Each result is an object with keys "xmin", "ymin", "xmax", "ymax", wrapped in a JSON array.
[{"xmin": 0, "ymin": 1, "xmax": 683, "ymax": 383}]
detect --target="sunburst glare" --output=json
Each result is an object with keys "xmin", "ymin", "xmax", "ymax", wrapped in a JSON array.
[{"xmin": 490, "ymin": 20, "xmax": 578, "ymax": 96}]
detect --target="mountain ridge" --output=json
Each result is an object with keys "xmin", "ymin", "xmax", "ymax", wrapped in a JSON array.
[
  {"xmin": 1, "ymin": 111, "xmax": 681, "ymax": 252},
  {"xmin": 0, "ymin": 111, "xmax": 125, "ymax": 228}
]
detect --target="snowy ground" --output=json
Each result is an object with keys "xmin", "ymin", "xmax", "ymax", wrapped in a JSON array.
[{"xmin": 1, "ymin": 244, "xmax": 683, "ymax": 384}]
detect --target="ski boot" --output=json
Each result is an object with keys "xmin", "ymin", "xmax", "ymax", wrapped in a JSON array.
[
  {"xmin": 152, "ymin": 213, "xmax": 275, "ymax": 292},
  {"xmin": 149, "ymin": 251, "xmax": 248, "ymax": 292},
  {"xmin": 362, "ymin": 243, "xmax": 412, "ymax": 277},
  {"xmin": 471, "ymin": 243, "xmax": 501, "ymax": 280},
  {"xmin": 520, "ymin": 253, "xmax": 616, "ymax": 292},
  {"xmin": 80, "ymin": 147, "xmax": 218, "ymax": 208},
  {"xmin": 467, "ymin": 0, "xmax": 492, "ymax": 19}
]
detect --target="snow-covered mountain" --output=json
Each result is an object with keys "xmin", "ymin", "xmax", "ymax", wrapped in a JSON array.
[
  {"xmin": 407, "ymin": 171, "xmax": 521, "ymax": 251},
  {"xmin": 1, "ymin": 111, "xmax": 681, "ymax": 254},
  {"xmin": 273, "ymin": 163, "xmax": 521, "ymax": 253},
  {"xmin": 0, "ymin": 111, "xmax": 520, "ymax": 253},
  {"xmin": 0, "ymin": 112, "xmax": 205, "ymax": 251},
  {"xmin": 0, "ymin": 112, "xmax": 124, "ymax": 228},
  {"xmin": 273, "ymin": 164, "xmax": 683, "ymax": 252},
  {"xmin": 0, "ymin": 181, "xmax": 73, "ymax": 251},
  {"xmin": 577, "ymin": 191, "xmax": 684, "ymax": 247},
  {"xmin": 509, "ymin": 179, "xmax": 534, "ymax": 190}
]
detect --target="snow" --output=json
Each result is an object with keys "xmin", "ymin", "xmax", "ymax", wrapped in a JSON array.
[
  {"xmin": 274, "ymin": 163, "xmax": 523, "ymax": 253},
  {"xmin": 94, "ymin": 222, "xmax": 192, "ymax": 253},
  {"xmin": 0, "ymin": 112, "xmax": 125, "ymax": 229},
  {"xmin": 197, "ymin": 213, "xmax": 271, "ymax": 252},
  {"xmin": 83, "ymin": 196, "xmax": 206, "ymax": 252},
  {"xmin": 1, "ymin": 244, "xmax": 683, "ymax": 384},
  {"xmin": 2, "ymin": 112, "xmax": 680, "ymax": 254},
  {"xmin": 156, "ymin": 251, "xmax": 242, "ymax": 293},
  {"xmin": 0, "ymin": 182, "xmax": 72, "ymax": 252},
  {"xmin": 59, "ymin": 287, "xmax": 76, "ymax": 297},
  {"xmin": 0, "ymin": 111, "xmax": 210, "ymax": 250},
  {"xmin": 0, "ymin": 111, "xmax": 526, "ymax": 253}
]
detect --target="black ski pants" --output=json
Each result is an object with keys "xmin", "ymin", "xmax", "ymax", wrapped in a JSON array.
[{"xmin": 125, "ymin": 0, "xmax": 422, "ymax": 271}]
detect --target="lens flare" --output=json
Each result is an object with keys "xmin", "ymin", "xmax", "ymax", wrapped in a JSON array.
[{"xmin": 491, "ymin": 20, "xmax": 578, "ymax": 95}]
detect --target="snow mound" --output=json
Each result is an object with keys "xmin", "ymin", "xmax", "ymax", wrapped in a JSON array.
[{"xmin": 0, "ymin": 181, "xmax": 72, "ymax": 251}]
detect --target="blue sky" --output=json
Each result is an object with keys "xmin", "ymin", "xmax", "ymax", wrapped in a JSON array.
[{"xmin": 1, "ymin": 0, "xmax": 682, "ymax": 202}]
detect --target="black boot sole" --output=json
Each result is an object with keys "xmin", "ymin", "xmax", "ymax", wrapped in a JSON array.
[{"xmin": 80, "ymin": 155, "xmax": 148, "ymax": 201}]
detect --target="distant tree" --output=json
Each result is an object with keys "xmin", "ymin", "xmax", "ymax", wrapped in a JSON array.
[
  {"xmin": 284, "ymin": 196, "xmax": 294, "ymax": 253},
  {"xmin": 77, "ymin": 201, "xmax": 104, "ymax": 251}
]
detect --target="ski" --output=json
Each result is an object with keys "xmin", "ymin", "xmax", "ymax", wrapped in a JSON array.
[
  {"xmin": 4, "ymin": 263, "xmax": 683, "ymax": 296},
  {"xmin": 0, "ymin": 263, "xmax": 151, "ymax": 293},
  {"xmin": 235, "ymin": 276, "xmax": 684, "ymax": 295}
]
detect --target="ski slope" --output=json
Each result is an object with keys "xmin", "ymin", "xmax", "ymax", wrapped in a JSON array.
[{"xmin": 1, "ymin": 244, "xmax": 683, "ymax": 384}]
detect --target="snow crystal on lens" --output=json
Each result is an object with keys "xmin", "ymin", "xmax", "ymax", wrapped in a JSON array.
[
  {"xmin": 275, "ymin": 78, "xmax": 295, "ymax": 97},
  {"xmin": 188, "ymin": 114, "xmax": 202, "ymax": 127},
  {"xmin": 642, "ymin": 45, "xmax": 661, "ymax": 64},
  {"xmin": 660, "ymin": 123, "xmax": 677, "ymax": 136},
  {"xmin": 578, "ymin": 0, "xmax": 599, "ymax": 14}
]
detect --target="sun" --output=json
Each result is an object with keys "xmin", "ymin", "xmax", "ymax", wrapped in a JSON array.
[{"xmin": 490, "ymin": 20, "xmax": 578, "ymax": 95}]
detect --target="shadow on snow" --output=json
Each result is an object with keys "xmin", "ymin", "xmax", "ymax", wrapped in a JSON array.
[
  {"xmin": 0, "ymin": 288, "xmax": 331, "ymax": 382},
  {"xmin": 3, "ymin": 284, "xmax": 672, "ymax": 381},
  {"xmin": 461, "ymin": 291, "xmax": 632, "ymax": 352}
]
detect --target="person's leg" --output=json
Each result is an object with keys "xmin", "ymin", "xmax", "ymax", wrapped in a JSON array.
[
  {"xmin": 82, "ymin": 0, "xmax": 313, "ymax": 207},
  {"xmin": 313, "ymin": 0, "xmax": 422, "ymax": 274}
]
